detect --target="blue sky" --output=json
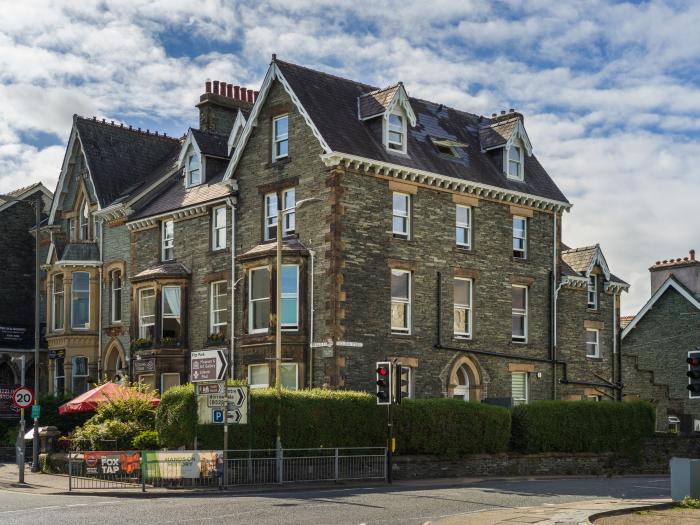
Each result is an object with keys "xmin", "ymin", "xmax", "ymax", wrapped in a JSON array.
[{"xmin": 1, "ymin": 0, "xmax": 699, "ymax": 315}]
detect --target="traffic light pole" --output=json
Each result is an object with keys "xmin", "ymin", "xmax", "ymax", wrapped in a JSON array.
[{"xmin": 386, "ymin": 402, "xmax": 393, "ymax": 484}]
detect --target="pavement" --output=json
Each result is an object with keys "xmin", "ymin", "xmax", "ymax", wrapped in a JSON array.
[{"xmin": 0, "ymin": 462, "xmax": 672, "ymax": 524}]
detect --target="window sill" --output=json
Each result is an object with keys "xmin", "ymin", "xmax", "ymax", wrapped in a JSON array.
[
  {"xmin": 453, "ymin": 335, "xmax": 473, "ymax": 342},
  {"xmin": 454, "ymin": 245, "xmax": 473, "ymax": 253},
  {"xmin": 511, "ymin": 340, "xmax": 528, "ymax": 345},
  {"xmin": 391, "ymin": 234, "xmax": 414, "ymax": 243},
  {"xmin": 266, "ymin": 157, "xmax": 292, "ymax": 169},
  {"xmin": 512, "ymin": 256, "xmax": 529, "ymax": 263},
  {"xmin": 385, "ymin": 148, "xmax": 409, "ymax": 157},
  {"xmin": 586, "ymin": 308, "xmax": 600, "ymax": 314},
  {"xmin": 586, "ymin": 356, "xmax": 603, "ymax": 361},
  {"xmin": 390, "ymin": 331, "xmax": 412, "ymax": 338},
  {"xmin": 209, "ymin": 247, "xmax": 230, "ymax": 256}
]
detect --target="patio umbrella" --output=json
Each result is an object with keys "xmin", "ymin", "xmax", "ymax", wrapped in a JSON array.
[{"xmin": 58, "ymin": 382, "xmax": 160, "ymax": 414}]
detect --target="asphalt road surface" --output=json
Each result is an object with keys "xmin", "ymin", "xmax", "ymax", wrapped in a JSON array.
[{"xmin": 0, "ymin": 476, "xmax": 669, "ymax": 525}]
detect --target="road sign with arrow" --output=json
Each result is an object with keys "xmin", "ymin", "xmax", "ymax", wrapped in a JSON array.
[{"xmin": 190, "ymin": 349, "xmax": 229, "ymax": 382}]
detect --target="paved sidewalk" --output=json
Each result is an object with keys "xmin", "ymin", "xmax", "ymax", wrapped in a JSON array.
[
  {"xmin": 433, "ymin": 498, "xmax": 671, "ymax": 525},
  {"xmin": 0, "ymin": 462, "xmax": 69, "ymax": 494}
]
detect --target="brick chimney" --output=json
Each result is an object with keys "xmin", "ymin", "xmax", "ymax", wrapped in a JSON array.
[
  {"xmin": 649, "ymin": 249, "xmax": 700, "ymax": 295},
  {"xmin": 196, "ymin": 80, "xmax": 255, "ymax": 135}
]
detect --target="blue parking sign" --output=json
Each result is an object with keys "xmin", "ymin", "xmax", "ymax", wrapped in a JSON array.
[{"xmin": 212, "ymin": 408, "xmax": 224, "ymax": 424}]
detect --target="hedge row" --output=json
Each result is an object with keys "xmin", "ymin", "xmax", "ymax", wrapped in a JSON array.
[
  {"xmin": 155, "ymin": 385, "xmax": 654, "ymax": 457},
  {"xmin": 156, "ymin": 385, "xmax": 511, "ymax": 457},
  {"xmin": 510, "ymin": 400, "xmax": 655, "ymax": 455}
]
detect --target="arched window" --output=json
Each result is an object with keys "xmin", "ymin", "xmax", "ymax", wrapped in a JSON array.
[
  {"xmin": 453, "ymin": 365, "xmax": 470, "ymax": 401},
  {"xmin": 79, "ymin": 200, "xmax": 89, "ymax": 240}
]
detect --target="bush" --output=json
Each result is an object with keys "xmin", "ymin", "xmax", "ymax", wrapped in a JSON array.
[
  {"xmin": 37, "ymin": 392, "xmax": 91, "ymax": 433},
  {"xmin": 510, "ymin": 400, "xmax": 655, "ymax": 455},
  {"xmin": 156, "ymin": 385, "xmax": 511, "ymax": 457},
  {"xmin": 132, "ymin": 430, "xmax": 160, "ymax": 450}
]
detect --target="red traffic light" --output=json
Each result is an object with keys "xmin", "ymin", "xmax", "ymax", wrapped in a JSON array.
[
  {"xmin": 376, "ymin": 367, "xmax": 389, "ymax": 376},
  {"xmin": 688, "ymin": 357, "xmax": 700, "ymax": 366}
]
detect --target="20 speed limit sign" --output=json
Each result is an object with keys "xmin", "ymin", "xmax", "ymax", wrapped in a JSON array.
[{"xmin": 12, "ymin": 386, "xmax": 34, "ymax": 409}]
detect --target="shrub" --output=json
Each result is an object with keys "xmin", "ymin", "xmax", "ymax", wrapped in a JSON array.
[
  {"xmin": 156, "ymin": 385, "xmax": 511, "ymax": 457},
  {"xmin": 510, "ymin": 400, "xmax": 655, "ymax": 455},
  {"xmin": 132, "ymin": 430, "xmax": 160, "ymax": 450},
  {"xmin": 37, "ymin": 392, "xmax": 91, "ymax": 433}
]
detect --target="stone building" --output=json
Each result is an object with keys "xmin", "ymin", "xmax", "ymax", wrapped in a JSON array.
[
  {"xmin": 622, "ymin": 250, "xmax": 700, "ymax": 430},
  {"xmin": 0, "ymin": 183, "xmax": 52, "ymax": 418},
  {"xmin": 44, "ymin": 115, "xmax": 180, "ymax": 394},
  {"xmin": 219, "ymin": 58, "xmax": 629, "ymax": 403}
]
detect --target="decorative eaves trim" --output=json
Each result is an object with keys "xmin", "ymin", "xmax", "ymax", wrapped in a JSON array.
[
  {"xmin": 561, "ymin": 275, "xmax": 588, "ymax": 288},
  {"xmin": 224, "ymin": 62, "xmax": 332, "ymax": 181},
  {"xmin": 126, "ymin": 200, "xmax": 228, "ymax": 231},
  {"xmin": 605, "ymin": 281, "xmax": 630, "ymax": 294},
  {"xmin": 227, "ymin": 110, "xmax": 248, "ymax": 155},
  {"xmin": 320, "ymin": 151, "xmax": 572, "ymax": 212},
  {"xmin": 587, "ymin": 246, "xmax": 611, "ymax": 281},
  {"xmin": 622, "ymin": 277, "xmax": 700, "ymax": 339}
]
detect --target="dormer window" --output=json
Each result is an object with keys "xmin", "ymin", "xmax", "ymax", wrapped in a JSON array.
[
  {"xmin": 187, "ymin": 154, "xmax": 201, "ymax": 187},
  {"xmin": 507, "ymin": 145, "xmax": 523, "ymax": 181},
  {"xmin": 386, "ymin": 112, "xmax": 406, "ymax": 153}
]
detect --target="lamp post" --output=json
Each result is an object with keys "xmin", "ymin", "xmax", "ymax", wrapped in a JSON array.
[
  {"xmin": 274, "ymin": 196, "xmax": 320, "ymax": 453},
  {"xmin": 1, "ymin": 193, "xmax": 42, "ymax": 473}
]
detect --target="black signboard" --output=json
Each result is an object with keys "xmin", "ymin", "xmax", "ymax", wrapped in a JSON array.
[
  {"xmin": 0, "ymin": 325, "xmax": 27, "ymax": 344},
  {"xmin": 134, "ymin": 358, "xmax": 155, "ymax": 373}
]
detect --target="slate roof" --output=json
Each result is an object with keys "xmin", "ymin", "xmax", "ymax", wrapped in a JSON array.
[
  {"xmin": 74, "ymin": 116, "xmax": 181, "ymax": 207},
  {"xmin": 358, "ymin": 84, "xmax": 400, "ymax": 119},
  {"xmin": 61, "ymin": 242, "xmax": 100, "ymax": 261},
  {"xmin": 478, "ymin": 117, "xmax": 519, "ymax": 150},
  {"xmin": 191, "ymin": 128, "xmax": 230, "ymax": 158},
  {"xmin": 132, "ymin": 262, "xmax": 191, "ymax": 282},
  {"xmin": 239, "ymin": 238, "xmax": 309, "ymax": 261},
  {"xmin": 561, "ymin": 244, "xmax": 628, "ymax": 285},
  {"xmin": 274, "ymin": 60, "xmax": 568, "ymax": 204}
]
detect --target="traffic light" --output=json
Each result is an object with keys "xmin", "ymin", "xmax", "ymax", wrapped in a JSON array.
[
  {"xmin": 394, "ymin": 364, "xmax": 410, "ymax": 405},
  {"xmin": 688, "ymin": 350, "xmax": 700, "ymax": 396},
  {"xmin": 376, "ymin": 362, "xmax": 392, "ymax": 405}
]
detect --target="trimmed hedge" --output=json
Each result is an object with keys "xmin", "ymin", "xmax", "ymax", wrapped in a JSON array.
[
  {"xmin": 155, "ymin": 385, "xmax": 511, "ymax": 457},
  {"xmin": 510, "ymin": 400, "xmax": 655, "ymax": 454}
]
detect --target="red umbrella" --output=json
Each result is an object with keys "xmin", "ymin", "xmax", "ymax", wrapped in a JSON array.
[{"xmin": 58, "ymin": 382, "xmax": 160, "ymax": 414}]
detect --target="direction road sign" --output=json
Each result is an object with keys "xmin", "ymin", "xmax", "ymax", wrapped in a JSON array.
[
  {"xmin": 226, "ymin": 408, "xmax": 244, "ymax": 424},
  {"xmin": 196, "ymin": 381, "xmax": 224, "ymax": 395},
  {"xmin": 190, "ymin": 349, "xmax": 229, "ymax": 382},
  {"xmin": 227, "ymin": 386, "xmax": 247, "ymax": 407},
  {"xmin": 212, "ymin": 408, "xmax": 225, "ymax": 424},
  {"xmin": 12, "ymin": 387, "xmax": 34, "ymax": 409}
]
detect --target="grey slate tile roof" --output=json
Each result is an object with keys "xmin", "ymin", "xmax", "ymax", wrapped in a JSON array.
[
  {"xmin": 239, "ymin": 238, "xmax": 309, "ymax": 261},
  {"xmin": 74, "ymin": 116, "xmax": 181, "ymax": 207},
  {"xmin": 358, "ymin": 84, "xmax": 400, "ymax": 119},
  {"xmin": 61, "ymin": 242, "xmax": 100, "ymax": 261},
  {"xmin": 274, "ymin": 60, "xmax": 568, "ymax": 204},
  {"xmin": 561, "ymin": 245, "xmax": 598, "ymax": 274},
  {"xmin": 132, "ymin": 262, "xmax": 191, "ymax": 282},
  {"xmin": 478, "ymin": 117, "xmax": 519, "ymax": 150},
  {"xmin": 191, "ymin": 128, "xmax": 230, "ymax": 158}
]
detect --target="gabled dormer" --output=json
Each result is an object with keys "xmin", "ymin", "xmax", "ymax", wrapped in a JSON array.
[
  {"xmin": 358, "ymin": 82, "xmax": 416, "ymax": 155},
  {"xmin": 178, "ymin": 128, "xmax": 230, "ymax": 188},
  {"xmin": 479, "ymin": 110, "xmax": 533, "ymax": 182},
  {"xmin": 227, "ymin": 109, "xmax": 249, "ymax": 155}
]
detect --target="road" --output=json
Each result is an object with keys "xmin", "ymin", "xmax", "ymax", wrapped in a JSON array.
[{"xmin": 0, "ymin": 476, "xmax": 669, "ymax": 525}]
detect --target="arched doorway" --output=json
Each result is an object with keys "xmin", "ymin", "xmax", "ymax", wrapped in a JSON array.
[
  {"xmin": 447, "ymin": 355, "xmax": 483, "ymax": 401},
  {"xmin": 104, "ymin": 340, "xmax": 127, "ymax": 383},
  {"xmin": 0, "ymin": 362, "xmax": 15, "ymax": 386}
]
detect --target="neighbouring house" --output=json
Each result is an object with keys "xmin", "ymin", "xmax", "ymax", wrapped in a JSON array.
[
  {"xmin": 0, "ymin": 183, "xmax": 52, "ymax": 418},
  {"xmin": 622, "ymin": 249, "xmax": 700, "ymax": 430}
]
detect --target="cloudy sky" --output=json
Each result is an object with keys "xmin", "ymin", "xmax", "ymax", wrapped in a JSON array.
[{"xmin": 1, "ymin": 0, "xmax": 698, "ymax": 314}]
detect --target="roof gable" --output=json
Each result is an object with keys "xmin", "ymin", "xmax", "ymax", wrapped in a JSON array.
[
  {"xmin": 0, "ymin": 182, "xmax": 52, "ymax": 213},
  {"xmin": 479, "ymin": 115, "xmax": 532, "ymax": 156},
  {"xmin": 622, "ymin": 277, "xmax": 700, "ymax": 339},
  {"xmin": 357, "ymin": 83, "xmax": 417, "ymax": 126},
  {"xmin": 227, "ymin": 109, "xmax": 249, "ymax": 155},
  {"xmin": 561, "ymin": 244, "xmax": 611, "ymax": 280}
]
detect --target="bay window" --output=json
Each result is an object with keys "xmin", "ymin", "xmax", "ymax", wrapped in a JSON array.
[
  {"xmin": 281, "ymin": 265, "xmax": 299, "ymax": 330},
  {"xmin": 71, "ymin": 272, "xmax": 90, "ymax": 329},
  {"xmin": 53, "ymin": 357, "xmax": 65, "ymax": 394},
  {"xmin": 162, "ymin": 286, "xmax": 181, "ymax": 341},
  {"xmin": 249, "ymin": 267, "xmax": 270, "ymax": 333},
  {"xmin": 139, "ymin": 288, "xmax": 156, "ymax": 340},
  {"xmin": 72, "ymin": 356, "xmax": 89, "ymax": 394},
  {"xmin": 52, "ymin": 274, "xmax": 65, "ymax": 331}
]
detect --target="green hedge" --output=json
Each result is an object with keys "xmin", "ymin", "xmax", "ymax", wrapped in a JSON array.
[
  {"xmin": 510, "ymin": 400, "xmax": 655, "ymax": 454},
  {"xmin": 37, "ymin": 393, "xmax": 91, "ymax": 434},
  {"xmin": 156, "ymin": 385, "xmax": 511, "ymax": 457}
]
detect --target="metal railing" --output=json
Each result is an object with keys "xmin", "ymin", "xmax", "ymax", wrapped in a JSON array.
[{"xmin": 68, "ymin": 447, "xmax": 387, "ymax": 491}]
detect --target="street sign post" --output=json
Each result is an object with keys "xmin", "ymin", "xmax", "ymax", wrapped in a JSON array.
[{"xmin": 190, "ymin": 350, "xmax": 229, "ymax": 382}]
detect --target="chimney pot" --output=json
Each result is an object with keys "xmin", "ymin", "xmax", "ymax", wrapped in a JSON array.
[
  {"xmin": 205, "ymin": 80, "xmax": 212, "ymax": 93},
  {"xmin": 491, "ymin": 113, "xmax": 496, "ymax": 118},
  {"xmin": 691, "ymin": 249, "xmax": 696, "ymax": 261},
  {"xmin": 500, "ymin": 110, "xmax": 506, "ymax": 115},
  {"xmin": 509, "ymin": 108, "xmax": 514, "ymax": 113},
  {"xmin": 227, "ymin": 84, "xmax": 233, "ymax": 98},
  {"xmin": 254, "ymin": 90, "xmax": 259, "ymax": 101},
  {"xmin": 213, "ymin": 80, "xmax": 220, "ymax": 95},
  {"xmin": 234, "ymin": 85, "xmax": 240, "ymax": 100},
  {"xmin": 247, "ymin": 89, "xmax": 254, "ymax": 102},
  {"xmin": 655, "ymin": 261, "xmax": 660, "ymax": 265},
  {"xmin": 220, "ymin": 82, "xmax": 227, "ymax": 96}
]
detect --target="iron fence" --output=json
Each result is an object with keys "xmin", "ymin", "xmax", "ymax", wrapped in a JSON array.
[{"xmin": 68, "ymin": 447, "xmax": 386, "ymax": 491}]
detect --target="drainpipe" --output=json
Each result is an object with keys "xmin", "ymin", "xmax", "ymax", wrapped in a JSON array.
[
  {"xmin": 227, "ymin": 198, "xmax": 236, "ymax": 381},
  {"xmin": 97, "ymin": 217, "xmax": 104, "ymax": 380},
  {"xmin": 308, "ymin": 249, "xmax": 315, "ymax": 387},
  {"xmin": 551, "ymin": 211, "xmax": 558, "ymax": 399}
]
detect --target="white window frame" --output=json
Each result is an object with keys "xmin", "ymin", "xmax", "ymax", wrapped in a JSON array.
[
  {"xmin": 161, "ymin": 286, "xmax": 181, "ymax": 340},
  {"xmin": 161, "ymin": 373, "xmax": 180, "ymax": 393},
  {"xmin": 52, "ymin": 274, "xmax": 65, "ymax": 331},
  {"xmin": 138, "ymin": 287, "xmax": 156, "ymax": 340},
  {"xmin": 79, "ymin": 200, "xmax": 89, "ymax": 240},
  {"xmin": 506, "ymin": 144, "xmax": 523, "ymax": 181},
  {"xmin": 513, "ymin": 216, "xmax": 527, "ymax": 259},
  {"xmin": 281, "ymin": 264, "xmax": 299, "ymax": 331},
  {"xmin": 454, "ymin": 277, "xmax": 473, "ymax": 338},
  {"xmin": 272, "ymin": 114, "xmax": 289, "ymax": 161},
  {"xmin": 586, "ymin": 328, "xmax": 600, "ymax": 358},
  {"xmin": 53, "ymin": 356, "xmax": 65, "ymax": 393},
  {"xmin": 281, "ymin": 363, "xmax": 299, "ymax": 390},
  {"xmin": 186, "ymin": 153, "xmax": 201, "ymax": 187},
  {"xmin": 455, "ymin": 205, "xmax": 471, "ymax": 248},
  {"xmin": 162, "ymin": 220, "xmax": 174, "ymax": 261},
  {"xmin": 248, "ymin": 267, "xmax": 270, "ymax": 334},
  {"xmin": 264, "ymin": 192, "xmax": 277, "ymax": 241},
  {"xmin": 71, "ymin": 271, "xmax": 90, "ymax": 330},
  {"xmin": 248, "ymin": 364, "xmax": 270, "ymax": 389},
  {"xmin": 71, "ymin": 356, "xmax": 89, "ymax": 393},
  {"xmin": 385, "ymin": 111, "xmax": 407, "ymax": 154},
  {"xmin": 212, "ymin": 206, "xmax": 227, "ymax": 250},
  {"xmin": 111, "ymin": 269, "xmax": 122, "ymax": 324},
  {"xmin": 282, "ymin": 187, "xmax": 295, "ymax": 236},
  {"xmin": 587, "ymin": 275, "xmax": 598, "ymax": 309},
  {"xmin": 391, "ymin": 269, "xmax": 411, "ymax": 335},
  {"xmin": 210, "ymin": 281, "xmax": 228, "ymax": 336},
  {"xmin": 392, "ymin": 192, "xmax": 410, "ymax": 239},
  {"xmin": 512, "ymin": 285, "xmax": 528, "ymax": 343},
  {"xmin": 511, "ymin": 372, "xmax": 529, "ymax": 405}
]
